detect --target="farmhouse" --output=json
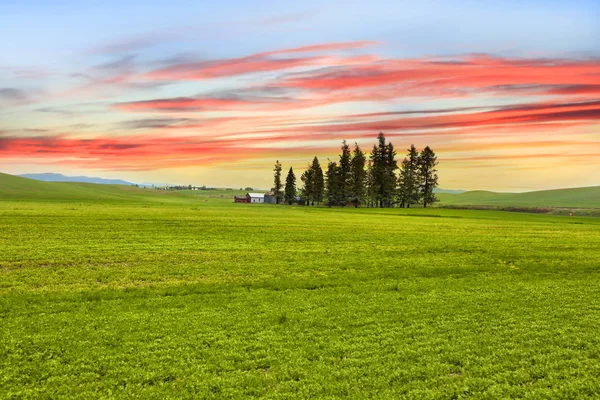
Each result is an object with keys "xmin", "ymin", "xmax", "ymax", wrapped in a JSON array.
[
  {"xmin": 248, "ymin": 193, "xmax": 265, "ymax": 203},
  {"xmin": 234, "ymin": 193, "xmax": 266, "ymax": 203}
]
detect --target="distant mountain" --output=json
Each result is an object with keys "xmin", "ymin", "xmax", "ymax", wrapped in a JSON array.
[
  {"xmin": 433, "ymin": 188, "xmax": 466, "ymax": 194},
  {"xmin": 18, "ymin": 173, "xmax": 136, "ymax": 186}
]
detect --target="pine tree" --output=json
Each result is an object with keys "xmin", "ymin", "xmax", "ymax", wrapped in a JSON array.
[
  {"xmin": 369, "ymin": 132, "xmax": 397, "ymax": 207},
  {"xmin": 397, "ymin": 145, "xmax": 420, "ymax": 208},
  {"xmin": 350, "ymin": 142, "xmax": 366, "ymax": 207},
  {"xmin": 325, "ymin": 161, "xmax": 340, "ymax": 206},
  {"xmin": 365, "ymin": 159, "xmax": 376, "ymax": 207},
  {"xmin": 300, "ymin": 166, "xmax": 314, "ymax": 206},
  {"xmin": 284, "ymin": 167, "xmax": 296, "ymax": 205},
  {"xmin": 383, "ymin": 141, "xmax": 398, "ymax": 207},
  {"xmin": 337, "ymin": 140, "xmax": 353, "ymax": 205},
  {"xmin": 369, "ymin": 141, "xmax": 383, "ymax": 207},
  {"xmin": 273, "ymin": 160, "xmax": 283, "ymax": 204},
  {"xmin": 418, "ymin": 146, "xmax": 439, "ymax": 208},
  {"xmin": 311, "ymin": 157, "xmax": 324, "ymax": 205}
]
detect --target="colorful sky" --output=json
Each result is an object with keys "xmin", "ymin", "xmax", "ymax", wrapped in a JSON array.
[{"xmin": 1, "ymin": 0, "xmax": 599, "ymax": 191}]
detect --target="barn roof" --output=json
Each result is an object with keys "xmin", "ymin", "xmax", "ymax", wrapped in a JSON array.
[{"xmin": 247, "ymin": 193, "xmax": 265, "ymax": 198}]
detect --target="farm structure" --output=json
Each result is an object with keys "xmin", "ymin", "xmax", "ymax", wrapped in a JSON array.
[
  {"xmin": 234, "ymin": 193, "xmax": 266, "ymax": 203},
  {"xmin": 233, "ymin": 195, "xmax": 249, "ymax": 203},
  {"xmin": 264, "ymin": 193, "xmax": 278, "ymax": 204},
  {"xmin": 248, "ymin": 193, "xmax": 265, "ymax": 203}
]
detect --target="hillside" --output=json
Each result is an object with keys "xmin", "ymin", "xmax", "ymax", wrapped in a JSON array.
[
  {"xmin": 2, "ymin": 173, "xmax": 598, "ymax": 210},
  {"xmin": 18, "ymin": 173, "xmax": 135, "ymax": 185},
  {"xmin": 0, "ymin": 173, "xmax": 244, "ymax": 204},
  {"xmin": 437, "ymin": 186, "xmax": 600, "ymax": 209}
]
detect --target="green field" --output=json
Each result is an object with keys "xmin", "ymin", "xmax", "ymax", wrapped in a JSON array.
[
  {"xmin": 437, "ymin": 186, "xmax": 600, "ymax": 210},
  {"xmin": 1, "ymin": 174, "xmax": 600, "ymax": 398}
]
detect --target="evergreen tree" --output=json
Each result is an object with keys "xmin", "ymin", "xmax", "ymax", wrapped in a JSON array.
[
  {"xmin": 273, "ymin": 160, "xmax": 283, "ymax": 204},
  {"xmin": 365, "ymin": 159, "xmax": 376, "ymax": 207},
  {"xmin": 369, "ymin": 141, "xmax": 383, "ymax": 207},
  {"xmin": 383, "ymin": 141, "xmax": 398, "ymax": 207},
  {"xmin": 325, "ymin": 161, "xmax": 340, "ymax": 206},
  {"xmin": 350, "ymin": 142, "xmax": 367, "ymax": 207},
  {"xmin": 337, "ymin": 140, "xmax": 353, "ymax": 205},
  {"xmin": 284, "ymin": 167, "xmax": 297, "ymax": 205},
  {"xmin": 397, "ymin": 145, "xmax": 421, "ymax": 208},
  {"xmin": 369, "ymin": 132, "xmax": 397, "ymax": 207},
  {"xmin": 418, "ymin": 146, "xmax": 439, "ymax": 208},
  {"xmin": 300, "ymin": 166, "xmax": 314, "ymax": 206},
  {"xmin": 311, "ymin": 157, "xmax": 324, "ymax": 205}
]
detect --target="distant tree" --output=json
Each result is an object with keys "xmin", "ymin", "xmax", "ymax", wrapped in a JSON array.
[
  {"xmin": 284, "ymin": 167, "xmax": 297, "ymax": 205},
  {"xmin": 273, "ymin": 160, "xmax": 283, "ymax": 204},
  {"xmin": 369, "ymin": 132, "xmax": 398, "ymax": 207},
  {"xmin": 350, "ymin": 142, "xmax": 367, "ymax": 207},
  {"xmin": 325, "ymin": 161, "xmax": 340, "ymax": 206},
  {"xmin": 244, "ymin": 187, "xmax": 253, "ymax": 191},
  {"xmin": 337, "ymin": 140, "xmax": 353, "ymax": 205},
  {"xmin": 300, "ymin": 166, "xmax": 314, "ymax": 206},
  {"xmin": 365, "ymin": 159, "xmax": 376, "ymax": 207},
  {"xmin": 418, "ymin": 146, "xmax": 439, "ymax": 208},
  {"xmin": 398, "ymin": 145, "xmax": 421, "ymax": 208},
  {"xmin": 311, "ymin": 157, "xmax": 325, "ymax": 205},
  {"xmin": 383, "ymin": 141, "xmax": 398, "ymax": 206}
]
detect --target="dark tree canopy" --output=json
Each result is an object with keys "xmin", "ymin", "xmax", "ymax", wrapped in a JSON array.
[
  {"xmin": 337, "ymin": 140, "xmax": 353, "ymax": 205},
  {"xmin": 350, "ymin": 143, "xmax": 367, "ymax": 206},
  {"xmin": 270, "ymin": 133, "xmax": 439, "ymax": 209},
  {"xmin": 398, "ymin": 145, "xmax": 421, "ymax": 208},
  {"xmin": 300, "ymin": 167, "xmax": 314, "ymax": 206},
  {"xmin": 284, "ymin": 167, "xmax": 297, "ymax": 205},
  {"xmin": 369, "ymin": 132, "xmax": 398, "ymax": 207},
  {"xmin": 325, "ymin": 161, "xmax": 340, "ymax": 207},
  {"xmin": 273, "ymin": 160, "xmax": 283, "ymax": 204},
  {"xmin": 419, "ymin": 146, "xmax": 439, "ymax": 208},
  {"xmin": 300, "ymin": 156, "xmax": 325, "ymax": 206},
  {"xmin": 312, "ymin": 157, "xmax": 325, "ymax": 205}
]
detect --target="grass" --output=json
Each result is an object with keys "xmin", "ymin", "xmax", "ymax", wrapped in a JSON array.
[
  {"xmin": 1, "ymin": 174, "xmax": 600, "ymax": 398},
  {"xmin": 437, "ymin": 186, "xmax": 600, "ymax": 209}
]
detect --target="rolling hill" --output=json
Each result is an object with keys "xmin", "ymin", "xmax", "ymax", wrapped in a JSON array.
[
  {"xmin": 0, "ymin": 173, "xmax": 168, "ymax": 203},
  {"xmin": 18, "ymin": 173, "xmax": 135, "ymax": 185},
  {"xmin": 437, "ymin": 186, "xmax": 600, "ymax": 209},
  {"xmin": 1, "ymin": 173, "xmax": 598, "ymax": 210},
  {"xmin": 0, "ymin": 173, "xmax": 244, "ymax": 204}
]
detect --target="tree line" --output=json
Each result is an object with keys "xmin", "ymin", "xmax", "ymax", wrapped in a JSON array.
[{"xmin": 271, "ymin": 132, "xmax": 439, "ymax": 208}]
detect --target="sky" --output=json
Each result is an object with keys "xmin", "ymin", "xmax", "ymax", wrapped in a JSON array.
[{"xmin": 1, "ymin": 0, "xmax": 599, "ymax": 191}]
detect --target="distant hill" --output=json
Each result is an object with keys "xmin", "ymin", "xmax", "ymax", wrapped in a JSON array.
[
  {"xmin": 18, "ymin": 173, "xmax": 135, "ymax": 186},
  {"xmin": 2, "ymin": 172, "xmax": 598, "ymax": 210},
  {"xmin": 433, "ymin": 188, "xmax": 466, "ymax": 194},
  {"xmin": 437, "ymin": 186, "xmax": 600, "ymax": 209},
  {"xmin": 0, "ymin": 173, "xmax": 244, "ymax": 204}
]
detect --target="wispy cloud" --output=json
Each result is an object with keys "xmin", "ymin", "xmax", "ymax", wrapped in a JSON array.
[
  {"xmin": 142, "ymin": 41, "xmax": 379, "ymax": 81},
  {"xmin": 3, "ymin": 38, "xmax": 599, "ymax": 188},
  {"xmin": 0, "ymin": 88, "xmax": 29, "ymax": 102}
]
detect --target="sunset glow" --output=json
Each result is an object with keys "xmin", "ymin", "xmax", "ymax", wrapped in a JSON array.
[{"xmin": 1, "ymin": 0, "xmax": 598, "ymax": 190}]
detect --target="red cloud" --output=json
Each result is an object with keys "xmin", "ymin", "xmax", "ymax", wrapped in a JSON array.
[
  {"xmin": 278, "ymin": 55, "xmax": 600, "ymax": 99},
  {"xmin": 144, "ymin": 41, "xmax": 379, "ymax": 81},
  {"xmin": 114, "ymin": 95, "xmax": 321, "ymax": 113}
]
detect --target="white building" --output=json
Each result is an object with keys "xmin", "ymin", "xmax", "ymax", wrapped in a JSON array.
[{"xmin": 247, "ymin": 193, "xmax": 265, "ymax": 203}]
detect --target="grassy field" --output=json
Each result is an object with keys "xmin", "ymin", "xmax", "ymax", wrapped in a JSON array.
[
  {"xmin": 1, "ymin": 174, "xmax": 600, "ymax": 398},
  {"xmin": 437, "ymin": 186, "xmax": 600, "ymax": 210}
]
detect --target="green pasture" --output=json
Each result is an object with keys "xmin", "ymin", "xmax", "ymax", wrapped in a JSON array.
[
  {"xmin": 1, "ymin": 174, "xmax": 599, "ymax": 398},
  {"xmin": 437, "ymin": 186, "xmax": 600, "ymax": 209}
]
